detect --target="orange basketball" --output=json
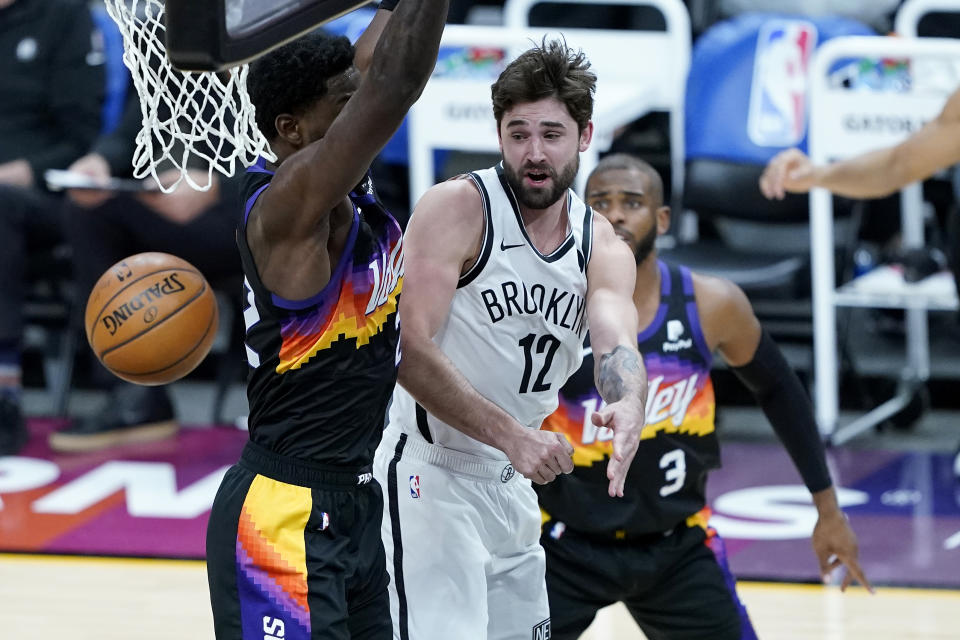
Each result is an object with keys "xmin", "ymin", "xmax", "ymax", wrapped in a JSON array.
[{"xmin": 85, "ymin": 252, "xmax": 219, "ymax": 386}]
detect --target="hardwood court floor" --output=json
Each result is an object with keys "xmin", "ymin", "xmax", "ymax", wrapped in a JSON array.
[{"xmin": 0, "ymin": 554, "xmax": 957, "ymax": 639}]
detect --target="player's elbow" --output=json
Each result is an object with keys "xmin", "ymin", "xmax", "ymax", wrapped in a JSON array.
[
  {"xmin": 398, "ymin": 325, "xmax": 434, "ymax": 360},
  {"xmin": 369, "ymin": 64, "xmax": 429, "ymax": 112}
]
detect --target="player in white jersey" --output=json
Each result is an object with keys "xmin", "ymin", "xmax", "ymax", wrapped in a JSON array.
[{"xmin": 373, "ymin": 40, "xmax": 649, "ymax": 639}]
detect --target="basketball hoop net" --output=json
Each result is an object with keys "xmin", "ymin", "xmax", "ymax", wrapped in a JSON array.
[{"xmin": 103, "ymin": 0, "xmax": 275, "ymax": 192}]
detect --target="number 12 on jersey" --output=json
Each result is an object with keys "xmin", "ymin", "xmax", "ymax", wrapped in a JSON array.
[{"xmin": 518, "ymin": 332, "xmax": 561, "ymax": 393}]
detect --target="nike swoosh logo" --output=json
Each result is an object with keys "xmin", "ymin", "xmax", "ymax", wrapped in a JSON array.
[{"xmin": 500, "ymin": 240, "xmax": 525, "ymax": 251}]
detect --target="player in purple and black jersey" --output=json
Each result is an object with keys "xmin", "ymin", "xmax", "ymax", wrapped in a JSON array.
[
  {"xmin": 538, "ymin": 154, "xmax": 873, "ymax": 640},
  {"xmin": 204, "ymin": 2, "xmax": 450, "ymax": 638}
]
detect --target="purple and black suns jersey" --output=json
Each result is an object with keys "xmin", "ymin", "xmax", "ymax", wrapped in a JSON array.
[
  {"xmin": 537, "ymin": 260, "xmax": 720, "ymax": 536},
  {"xmin": 236, "ymin": 160, "xmax": 402, "ymax": 467}
]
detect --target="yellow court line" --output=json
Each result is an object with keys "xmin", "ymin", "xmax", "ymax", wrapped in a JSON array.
[
  {"xmin": 0, "ymin": 552, "xmax": 205, "ymax": 569},
  {"xmin": 738, "ymin": 580, "xmax": 960, "ymax": 599}
]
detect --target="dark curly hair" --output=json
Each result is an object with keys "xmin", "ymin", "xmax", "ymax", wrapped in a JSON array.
[
  {"xmin": 491, "ymin": 38, "xmax": 596, "ymax": 132},
  {"xmin": 246, "ymin": 32, "xmax": 355, "ymax": 141}
]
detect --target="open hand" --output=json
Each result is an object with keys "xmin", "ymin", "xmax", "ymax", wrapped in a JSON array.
[
  {"xmin": 759, "ymin": 148, "xmax": 816, "ymax": 200},
  {"xmin": 592, "ymin": 399, "xmax": 642, "ymax": 498},
  {"xmin": 66, "ymin": 153, "xmax": 114, "ymax": 208},
  {"xmin": 812, "ymin": 510, "xmax": 874, "ymax": 593}
]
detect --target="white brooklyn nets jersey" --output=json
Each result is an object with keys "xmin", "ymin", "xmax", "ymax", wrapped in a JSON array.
[{"xmin": 390, "ymin": 164, "xmax": 594, "ymax": 459}]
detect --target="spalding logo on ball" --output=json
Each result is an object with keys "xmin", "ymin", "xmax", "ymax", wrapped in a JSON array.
[{"xmin": 85, "ymin": 252, "xmax": 219, "ymax": 385}]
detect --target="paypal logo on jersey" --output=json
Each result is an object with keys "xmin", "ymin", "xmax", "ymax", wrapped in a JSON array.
[
  {"xmin": 667, "ymin": 319, "xmax": 684, "ymax": 342},
  {"xmin": 662, "ymin": 320, "xmax": 692, "ymax": 353},
  {"xmin": 748, "ymin": 19, "xmax": 818, "ymax": 147}
]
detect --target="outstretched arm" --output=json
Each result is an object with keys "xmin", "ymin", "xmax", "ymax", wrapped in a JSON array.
[
  {"xmin": 259, "ymin": 0, "xmax": 449, "ymax": 237},
  {"xmin": 397, "ymin": 180, "xmax": 574, "ymax": 484},
  {"xmin": 353, "ymin": 7, "xmax": 393, "ymax": 75},
  {"xmin": 696, "ymin": 273, "xmax": 874, "ymax": 593},
  {"xmin": 760, "ymin": 86, "xmax": 960, "ymax": 200},
  {"xmin": 585, "ymin": 216, "xmax": 647, "ymax": 498}
]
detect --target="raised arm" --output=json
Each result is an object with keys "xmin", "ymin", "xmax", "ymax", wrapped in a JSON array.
[
  {"xmin": 695, "ymin": 272, "xmax": 873, "ymax": 593},
  {"xmin": 352, "ymin": 7, "xmax": 393, "ymax": 75},
  {"xmin": 261, "ymin": 0, "xmax": 449, "ymax": 232},
  {"xmin": 585, "ymin": 216, "xmax": 647, "ymax": 497},
  {"xmin": 760, "ymin": 87, "xmax": 960, "ymax": 200},
  {"xmin": 397, "ymin": 180, "xmax": 574, "ymax": 484}
]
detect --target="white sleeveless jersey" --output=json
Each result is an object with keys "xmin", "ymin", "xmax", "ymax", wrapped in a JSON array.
[{"xmin": 390, "ymin": 164, "xmax": 594, "ymax": 459}]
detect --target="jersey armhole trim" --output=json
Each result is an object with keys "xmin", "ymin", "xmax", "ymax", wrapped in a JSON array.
[
  {"xmin": 243, "ymin": 183, "xmax": 270, "ymax": 226},
  {"xmin": 658, "ymin": 259, "xmax": 671, "ymax": 297},
  {"xmin": 581, "ymin": 204, "xmax": 594, "ymax": 268},
  {"xmin": 457, "ymin": 173, "xmax": 494, "ymax": 289},
  {"xmin": 637, "ymin": 302, "xmax": 669, "ymax": 343},
  {"xmin": 680, "ymin": 265, "xmax": 696, "ymax": 298},
  {"xmin": 680, "ymin": 266, "xmax": 712, "ymax": 362},
  {"xmin": 269, "ymin": 206, "xmax": 361, "ymax": 310},
  {"xmin": 686, "ymin": 300, "xmax": 713, "ymax": 365}
]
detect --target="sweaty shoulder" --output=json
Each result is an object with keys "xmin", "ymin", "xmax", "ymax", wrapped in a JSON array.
[
  {"xmin": 690, "ymin": 270, "xmax": 758, "ymax": 355},
  {"xmin": 408, "ymin": 177, "xmax": 486, "ymax": 274},
  {"xmin": 414, "ymin": 177, "xmax": 484, "ymax": 224}
]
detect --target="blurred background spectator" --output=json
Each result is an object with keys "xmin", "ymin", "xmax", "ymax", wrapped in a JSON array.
[
  {"xmin": 0, "ymin": 0, "xmax": 104, "ymax": 454},
  {"xmin": 45, "ymin": 89, "xmax": 244, "ymax": 453},
  {"xmin": 0, "ymin": 0, "xmax": 244, "ymax": 454}
]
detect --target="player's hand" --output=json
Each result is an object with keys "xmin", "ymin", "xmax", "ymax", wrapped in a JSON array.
[
  {"xmin": 812, "ymin": 509, "xmax": 874, "ymax": 594},
  {"xmin": 137, "ymin": 169, "xmax": 219, "ymax": 225},
  {"xmin": 759, "ymin": 148, "xmax": 816, "ymax": 200},
  {"xmin": 66, "ymin": 153, "xmax": 114, "ymax": 208},
  {"xmin": 506, "ymin": 429, "xmax": 574, "ymax": 485},
  {"xmin": 592, "ymin": 400, "xmax": 643, "ymax": 498}
]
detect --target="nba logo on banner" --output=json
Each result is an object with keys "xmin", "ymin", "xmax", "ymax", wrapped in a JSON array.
[
  {"xmin": 748, "ymin": 20, "xmax": 818, "ymax": 147},
  {"xmin": 409, "ymin": 475, "xmax": 421, "ymax": 499}
]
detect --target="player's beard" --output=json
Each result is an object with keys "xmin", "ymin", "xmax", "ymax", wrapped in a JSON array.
[
  {"xmin": 613, "ymin": 222, "xmax": 658, "ymax": 265},
  {"xmin": 633, "ymin": 222, "xmax": 658, "ymax": 265},
  {"xmin": 503, "ymin": 153, "xmax": 579, "ymax": 210}
]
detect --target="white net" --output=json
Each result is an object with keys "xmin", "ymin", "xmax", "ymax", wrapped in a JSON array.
[{"xmin": 103, "ymin": 0, "xmax": 275, "ymax": 192}]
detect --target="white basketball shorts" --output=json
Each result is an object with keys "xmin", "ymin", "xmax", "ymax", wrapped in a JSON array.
[{"xmin": 373, "ymin": 424, "xmax": 551, "ymax": 640}]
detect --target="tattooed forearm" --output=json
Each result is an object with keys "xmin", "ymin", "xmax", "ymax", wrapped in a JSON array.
[{"xmin": 596, "ymin": 345, "xmax": 646, "ymax": 403}]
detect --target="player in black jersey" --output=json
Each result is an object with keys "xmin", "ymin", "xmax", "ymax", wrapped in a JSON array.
[
  {"xmin": 538, "ymin": 154, "xmax": 872, "ymax": 640},
  {"xmin": 204, "ymin": 3, "xmax": 449, "ymax": 639}
]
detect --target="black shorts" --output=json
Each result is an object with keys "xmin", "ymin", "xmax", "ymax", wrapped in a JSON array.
[
  {"xmin": 206, "ymin": 441, "xmax": 391, "ymax": 640},
  {"xmin": 541, "ymin": 521, "xmax": 755, "ymax": 640}
]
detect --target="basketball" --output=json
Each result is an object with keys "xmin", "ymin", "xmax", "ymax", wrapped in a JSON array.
[{"xmin": 85, "ymin": 252, "xmax": 219, "ymax": 386}]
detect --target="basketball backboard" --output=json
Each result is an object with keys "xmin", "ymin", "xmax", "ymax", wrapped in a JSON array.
[{"xmin": 165, "ymin": 0, "xmax": 370, "ymax": 71}]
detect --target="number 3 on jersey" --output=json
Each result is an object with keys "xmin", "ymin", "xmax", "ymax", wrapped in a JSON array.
[
  {"xmin": 659, "ymin": 448, "xmax": 686, "ymax": 497},
  {"xmin": 518, "ymin": 332, "xmax": 561, "ymax": 393}
]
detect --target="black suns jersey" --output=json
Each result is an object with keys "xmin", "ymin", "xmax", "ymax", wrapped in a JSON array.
[
  {"xmin": 236, "ymin": 159, "xmax": 402, "ymax": 467},
  {"xmin": 537, "ymin": 260, "xmax": 720, "ymax": 536}
]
